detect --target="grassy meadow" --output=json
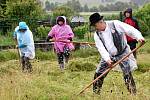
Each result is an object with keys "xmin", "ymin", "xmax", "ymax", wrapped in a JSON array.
[{"xmin": 0, "ymin": 38, "xmax": 150, "ymax": 100}]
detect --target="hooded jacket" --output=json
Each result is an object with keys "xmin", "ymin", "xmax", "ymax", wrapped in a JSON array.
[
  {"xmin": 13, "ymin": 22, "xmax": 35, "ymax": 59},
  {"xmin": 48, "ymin": 16, "xmax": 74, "ymax": 53},
  {"xmin": 123, "ymin": 8, "xmax": 139, "ymax": 42}
]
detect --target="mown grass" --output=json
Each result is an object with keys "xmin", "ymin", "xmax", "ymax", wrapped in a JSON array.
[
  {"xmin": 0, "ymin": 37, "xmax": 149, "ymax": 100},
  {"xmin": 0, "ymin": 58, "xmax": 149, "ymax": 100}
]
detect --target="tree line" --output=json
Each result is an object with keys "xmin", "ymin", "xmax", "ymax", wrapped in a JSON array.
[{"xmin": 45, "ymin": 0, "xmax": 139, "ymax": 12}]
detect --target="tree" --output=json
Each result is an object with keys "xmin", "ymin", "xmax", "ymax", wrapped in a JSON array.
[
  {"xmin": 135, "ymin": 3, "xmax": 150, "ymax": 29},
  {"xmin": 0, "ymin": 0, "xmax": 6, "ymax": 17},
  {"xmin": 83, "ymin": 4, "xmax": 89, "ymax": 12},
  {"xmin": 5, "ymin": 0, "xmax": 45, "ymax": 30},
  {"xmin": 52, "ymin": 6, "xmax": 74, "ymax": 25},
  {"xmin": 98, "ymin": 1, "xmax": 138, "ymax": 11},
  {"xmin": 50, "ymin": 3, "xmax": 55, "ymax": 11},
  {"xmin": 66, "ymin": 0, "xmax": 82, "ymax": 12},
  {"xmin": 45, "ymin": 1, "xmax": 51, "ymax": 11},
  {"xmin": 90, "ymin": 6, "xmax": 99, "ymax": 12},
  {"xmin": 53, "ymin": 6, "xmax": 74, "ymax": 18},
  {"xmin": 132, "ymin": 0, "xmax": 150, "ymax": 6},
  {"xmin": 98, "ymin": 4, "xmax": 105, "ymax": 11},
  {"xmin": 0, "ymin": 0, "xmax": 6, "ymax": 9},
  {"xmin": 0, "ymin": 6, "xmax": 3, "ymax": 17}
]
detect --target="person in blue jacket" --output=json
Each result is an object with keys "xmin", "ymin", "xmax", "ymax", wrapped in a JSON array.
[{"xmin": 13, "ymin": 22, "xmax": 35, "ymax": 72}]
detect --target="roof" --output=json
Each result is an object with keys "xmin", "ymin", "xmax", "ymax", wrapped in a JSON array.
[{"xmin": 71, "ymin": 16, "xmax": 86, "ymax": 22}]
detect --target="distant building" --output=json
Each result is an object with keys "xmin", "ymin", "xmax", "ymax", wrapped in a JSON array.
[{"xmin": 71, "ymin": 16, "xmax": 87, "ymax": 27}]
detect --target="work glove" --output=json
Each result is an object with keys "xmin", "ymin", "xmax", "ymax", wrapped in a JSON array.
[{"xmin": 46, "ymin": 36, "xmax": 52, "ymax": 42}]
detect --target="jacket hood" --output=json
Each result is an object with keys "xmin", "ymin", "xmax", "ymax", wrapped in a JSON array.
[{"xmin": 56, "ymin": 16, "xmax": 67, "ymax": 25}]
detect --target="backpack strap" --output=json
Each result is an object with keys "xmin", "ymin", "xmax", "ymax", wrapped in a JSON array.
[
  {"xmin": 96, "ymin": 21, "xmax": 127, "ymax": 56},
  {"xmin": 96, "ymin": 31, "xmax": 108, "ymax": 52},
  {"xmin": 108, "ymin": 22, "xmax": 127, "ymax": 55}
]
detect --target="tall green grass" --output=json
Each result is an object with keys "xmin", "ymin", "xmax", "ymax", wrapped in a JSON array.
[
  {"xmin": 0, "ymin": 48, "xmax": 99, "ymax": 62},
  {"xmin": 0, "ymin": 50, "xmax": 18, "ymax": 61},
  {"xmin": 0, "ymin": 35, "xmax": 15, "ymax": 46}
]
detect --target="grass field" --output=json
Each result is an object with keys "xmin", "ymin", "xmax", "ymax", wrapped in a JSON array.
[{"xmin": 0, "ymin": 41, "xmax": 150, "ymax": 100}]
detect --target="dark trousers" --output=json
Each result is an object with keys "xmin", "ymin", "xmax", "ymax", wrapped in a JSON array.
[
  {"xmin": 127, "ymin": 41, "xmax": 137, "ymax": 58},
  {"xmin": 93, "ymin": 52, "xmax": 136, "ymax": 94},
  {"xmin": 21, "ymin": 56, "xmax": 32, "ymax": 72},
  {"xmin": 57, "ymin": 47, "xmax": 70, "ymax": 64}
]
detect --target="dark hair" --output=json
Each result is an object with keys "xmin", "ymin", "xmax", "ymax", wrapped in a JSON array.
[
  {"xmin": 57, "ymin": 17, "xmax": 65, "ymax": 25},
  {"xmin": 19, "ymin": 29, "xmax": 27, "ymax": 32},
  {"xmin": 124, "ymin": 8, "xmax": 132, "ymax": 17}
]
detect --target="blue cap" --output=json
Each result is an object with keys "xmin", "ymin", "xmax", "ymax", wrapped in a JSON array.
[{"xmin": 19, "ymin": 22, "xmax": 28, "ymax": 30}]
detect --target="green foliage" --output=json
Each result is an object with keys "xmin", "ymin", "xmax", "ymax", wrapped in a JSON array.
[
  {"xmin": 37, "ymin": 26, "xmax": 51, "ymax": 38},
  {"xmin": 0, "ymin": 0, "xmax": 6, "ymax": 17},
  {"xmin": 66, "ymin": 0, "xmax": 83, "ymax": 12},
  {"xmin": 0, "ymin": 53, "xmax": 150, "ymax": 99},
  {"xmin": 135, "ymin": 3, "xmax": 150, "ymax": 31},
  {"xmin": 138, "ymin": 19, "xmax": 149, "ymax": 36},
  {"xmin": 35, "ymin": 50, "xmax": 56, "ymax": 61},
  {"xmin": 138, "ymin": 37, "xmax": 150, "ymax": 53},
  {"xmin": 73, "ymin": 25, "xmax": 89, "ymax": 39},
  {"xmin": 90, "ymin": 1, "xmax": 138, "ymax": 12},
  {"xmin": 0, "ymin": 49, "xmax": 56, "ymax": 62},
  {"xmin": 137, "ymin": 63, "xmax": 150, "ymax": 72},
  {"xmin": 5, "ymin": 0, "xmax": 45, "ymax": 31},
  {"xmin": 52, "ymin": 6, "xmax": 75, "ymax": 25},
  {"xmin": 0, "ymin": 47, "xmax": 99, "ymax": 62},
  {"xmin": 53, "ymin": 6, "xmax": 74, "ymax": 19},
  {"xmin": 0, "ymin": 35, "xmax": 15, "ymax": 45},
  {"xmin": 0, "ymin": 50, "xmax": 18, "ymax": 62},
  {"xmin": 0, "ymin": 6, "xmax": 3, "ymax": 17},
  {"xmin": 104, "ymin": 14, "xmax": 120, "ymax": 20}
]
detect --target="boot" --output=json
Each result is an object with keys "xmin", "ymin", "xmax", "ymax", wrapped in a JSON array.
[
  {"xmin": 59, "ymin": 63, "xmax": 65, "ymax": 71},
  {"xmin": 124, "ymin": 72, "xmax": 137, "ymax": 95},
  {"xmin": 21, "ymin": 56, "xmax": 25, "ymax": 72},
  {"xmin": 93, "ymin": 73, "xmax": 104, "ymax": 95},
  {"xmin": 24, "ymin": 57, "xmax": 33, "ymax": 73},
  {"xmin": 65, "ymin": 57, "xmax": 69, "ymax": 64}
]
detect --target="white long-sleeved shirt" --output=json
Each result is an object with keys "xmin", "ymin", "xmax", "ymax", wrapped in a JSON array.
[{"xmin": 94, "ymin": 20, "xmax": 144, "ymax": 62}]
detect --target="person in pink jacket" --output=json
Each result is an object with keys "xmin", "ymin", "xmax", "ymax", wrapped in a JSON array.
[{"xmin": 46, "ymin": 16, "xmax": 74, "ymax": 70}]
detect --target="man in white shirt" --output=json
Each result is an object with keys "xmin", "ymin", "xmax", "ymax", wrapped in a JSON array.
[{"xmin": 89, "ymin": 13, "xmax": 145, "ymax": 95}]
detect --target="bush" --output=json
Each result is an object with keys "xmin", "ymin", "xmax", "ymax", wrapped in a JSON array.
[
  {"xmin": 134, "ymin": 3, "xmax": 150, "ymax": 36},
  {"xmin": 73, "ymin": 25, "xmax": 89, "ymax": 39},
  {"xmin": 0, "ymin": 35, "xmax": 15, "ymax": 45},
  {"xmin": 138, "ymin": 19, "xmax": 149, "ymax": 36},
  {"xmin": 5, "ymin": 0, "xmax": 45, "ymax": 32},
  {"xmin": 104, "ymin": 14, "xmax": 120, "ymax": 20},
  {"xmin": 37, "ymin": 26, "xmax": 51, "ymax": 38},
  {"xmin": 135, "ymin": 3, "xmax": 150, "ymax": 28}
]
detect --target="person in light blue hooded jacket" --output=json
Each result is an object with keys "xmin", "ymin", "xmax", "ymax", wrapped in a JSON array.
[{"xmin": 13, "ymin": 22, "xmax": 35, "ymax": 72}]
